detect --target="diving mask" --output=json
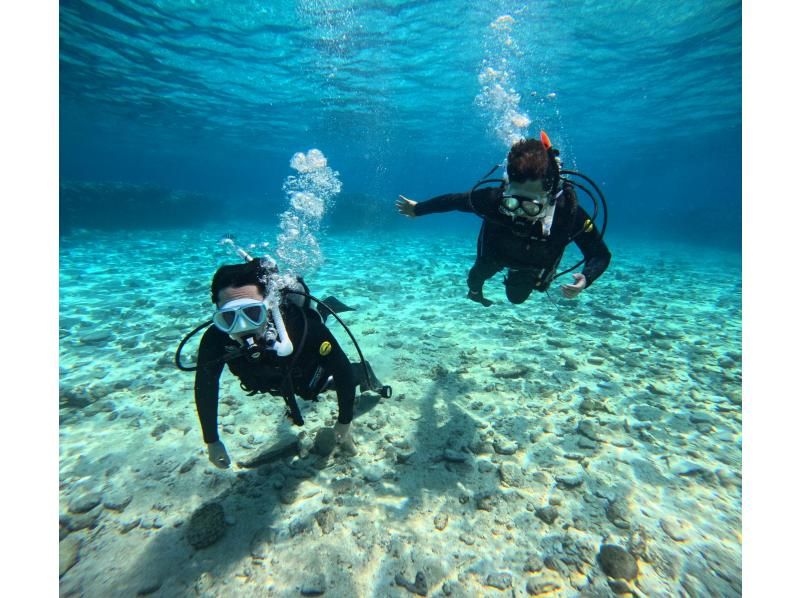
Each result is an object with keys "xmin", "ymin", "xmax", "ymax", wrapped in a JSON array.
[
  {"xmin": 501, "ymin": 181, "xmax": 552, "ymax": 218},
  {"xmin": 213, "ymin": 296, "xmax": 294, "ymax": 358},
  {"xmin": 213, "ymin": 298, "xmax": 270, "ymax": 336}
]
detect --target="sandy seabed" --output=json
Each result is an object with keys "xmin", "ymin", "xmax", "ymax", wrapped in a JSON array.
[{"xmin": 59, "ymin": 225, "xmax": 741, "ymax": 597}]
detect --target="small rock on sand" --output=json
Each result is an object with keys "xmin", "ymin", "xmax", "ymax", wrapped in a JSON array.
[
  {"xmin": 660, "ymin": 517, "xmax": 690, "ymax": 541},
  {"xmin": 526, "ymin": 578, "xmax": 560, "ymax": 595},
  {"xmin": 59, "ymin": 536, "xmax": 81, "ymax": 577},
  {"xmin": 301, "ymin": 574, "xmax": 327, "ymax": 596},
  {"xmin": 186, "ymin": 502, "xmax": 226, "ymax": 549},
  {"xmin": 534, "ymin": 506, "xmax": 559, "ymax": 524},
  {"xmin": 493, "ymin": 440, "xmax": 518, "ymax": 455},
  {"xmin": 68, "ymin": 491, "xmax": 102, "ymax": 514},
  {"xmin": 434, "ymin": 514, "xmax": 449, "ymax": 530},
  {"xmin": 597, "ymin": 544, "xmax": 639, "ymax": 580},
  {"xmin": 486, "ymin": 572, "xmax": 513, "ymax": 590},
  {"xmin": 313, "ymin": 428, "xmax": 337, "ymax": 456}
]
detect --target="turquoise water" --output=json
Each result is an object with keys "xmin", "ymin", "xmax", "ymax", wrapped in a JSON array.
[{"xmin": 59, "ymin": 1, "xmax": 742, "ymax": 596}]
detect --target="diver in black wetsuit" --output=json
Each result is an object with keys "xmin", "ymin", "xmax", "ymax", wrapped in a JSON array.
[
  {"xmin": 397, "ymin": 134, "xmax": 611, "ymax": 306},
  {"xmin": 188, "ymin": 259, "xmax": 388, "ymax": 469}
]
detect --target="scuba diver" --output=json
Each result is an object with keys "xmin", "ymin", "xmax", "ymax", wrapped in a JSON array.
[
  {"xmin": 176, "ymin": 251, "xmax": 391, "ymax": 469},
  {"xmin": 396, "ymin": 132, "xmax": 611, "ymax": 306}
]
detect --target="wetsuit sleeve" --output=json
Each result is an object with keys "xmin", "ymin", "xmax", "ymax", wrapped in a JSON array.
[
  {"xmin": 194, "ymin": 327, "xmax": 227, "ymax": 443},
  {"xmin": 571, "ymin": 205, "xmax": 611, "ymax": 288},
  {"xmin": 413, "ymin": 187, "xmax": 496, "ymax": 216},
  {"xmin": 309, "ymin": 319, "xmax": 356, "ymax": 425}
]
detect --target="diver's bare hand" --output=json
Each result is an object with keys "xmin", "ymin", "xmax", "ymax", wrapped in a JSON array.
[
  {"xmin": 207, "ymin": 440, "xmax": 231, "ymax": 469},
  {"xmin": 396, "ymin": 195, "xmax": 417, "ymax": 218},
  {"xmin": 560, "ymin": 273, "xmax": 587, "ymax": 299}
]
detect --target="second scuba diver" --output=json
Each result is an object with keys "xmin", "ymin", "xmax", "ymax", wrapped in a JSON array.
[
  {"xmin": 177, "ymin": 255, "xmax": 390, "ymax": 469},
  {"xmin": 396, "ymin": 132, "xmax": 611, "ymax": 306}
]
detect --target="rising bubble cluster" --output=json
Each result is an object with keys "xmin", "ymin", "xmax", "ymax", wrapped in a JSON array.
[
  {"xmin": 476, "ymin": 15, "xmax": 531, "ymax": 147},
  {"xmin": 276, "ymin": 149, "xmax": 342, "ymax": 275}
]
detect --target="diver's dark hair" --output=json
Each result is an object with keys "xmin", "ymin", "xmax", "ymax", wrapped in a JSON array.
[
  {"xmin": 210, "ymin": 259, "xmax": 276, "ymax": 304},
  {"xmin": 506, "ymin": 138, "xmax": 551, "ymax": 183}
]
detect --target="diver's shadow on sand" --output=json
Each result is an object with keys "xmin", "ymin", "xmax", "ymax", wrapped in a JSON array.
[{"xmin": 115, "ymin": 389, "xmax": 389, "ymax": 595}]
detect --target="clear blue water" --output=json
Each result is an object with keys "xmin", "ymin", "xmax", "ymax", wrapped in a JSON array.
[
  {"xmin": 60, "ymin": 0, "xmax": 741, "ymax": 247},
  {"xmin": 58, "ymin": 2, "xmax": 742, "ymax": 595}
]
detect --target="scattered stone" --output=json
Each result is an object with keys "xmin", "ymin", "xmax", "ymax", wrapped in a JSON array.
[
  {"xmin": 493, "ymin": 440, "xmax": 519, "ymax": 455},
  {"xmin": 534, "ymin": 506, "xmax": 558, "ymax": 525},
  {"xmin": 478, "ymin": 461, "xmax": 496, "ymax": 474},
  {"xmin": 60, "ymin": 388, "xmax": 93, "ymax": 409},
  {"xmin": 68, "ymin": 491, "xmax": 102, "ymax": 514},
  {"xmin": 524, "ymin": 554, "xmax": 544, "ymax": 572},
  {"xmin": 548, "ymin": 337, "xmax": 571, "ymax": 348},
  {"xmin": 313, "ymin": 428, "xmax": 337, "ymax": 456},
  {"xmin": 606, "ymin": 498, "xmax": 630, "ymax": 529},
  {"xmin": 578, "ymin": 398, "xmax": 608, "ymax": 414},
  {"xmin": 59, "ymin": 536, "xmax": 81, "ymax": 577},
  {"xmin": 150, "ymin": 423, "xmax": 169, "ymax": 439},
  {"xmin": 543, "ymin": 556, "xmax": 570, "ymax": 578},
  {"xmin": 443, "ymin": 449, "xmax": 469, "ymax": 463},
  {"xmin": 66, "ymin": 506, "xmax": 102, "ymax": 531},
  {"xmin": 476, "ymin": 493, "xmax": 496, "ymax": 511},
  {"xmin": 315, "ymin": 508, "xmax": 336, "ymax": 534},
  {"xmin": 632, "ymin": 459, "xmax": 670, "ymax": 486},
  {"xmin": 240, "ymin": 440, "xmax": 300, "ymax": 468},
  {"xmin": 79, "ymin": 330, "xmax": 115, "ymax": 345},
  {"xmin": 279, "ymin": 488, "xmax": 297, "ymax": 505},
  {"xmin": 626, "ymin": 529, "xmax": 650, "ymax": 562},
  {"xmin": 647, "ymin": 383, "xmax": 670, "ymax": 396},
  {"xmin": 250, "ymin": 527, "xmax": 277, "ymax": 559},
  {"xmin": 136, "ymin": 576, "xmax": 163, "ymax": 595},
  {"xmin": 364, "ymin": 466, "xmax": 384, "ymax": 482},
  {"xmin": 610, "ymin": 438, "xmax": 634, "ymax": 448},
  {"xmin": 395, "ymin": 571, "xmax": 428, "ymax": 596},
  {"xmin": 555, "ymin": 472, "xmax": 584, "ymax": 489},
  {"xmin": 499, "ymin": 463, "xmax": 524, "ymax": 487},
  {"xmin": 460, "ymin": 533, "xmax": 476, "ymax": 545},
  {"xmin": 670, "ymin": 460, "xmax": 709, "ymax": 477},
  {"xmin": 119, "ymin": 518, "xmax": 140, "ymax": 534},
  {"xmin": 301, "ymin": 574, "xmax": 327, "ymax": 596},
  {"xmin": 186, "ymin": 502, "xmax": 226, "ymax": 549},
  {"xmin": 607, "ymin": 578, "xmax": 635, "ymax": 595},
  {"xmin": 396, "ymin": 449, "xmax": 416, "ymax": 464},
  {"xmin": 578, "ymin": 419, "xmax": 603, "ymax": 442},
  {"xmin": 179, "ymin": 457, "xmax": 197, "ymax": 474},
  {"xmin": 485, "ymin": 572, "xmax": 513, "ymax": 590},
  {"xmin": 526, "ymin": 579, "xmax": 560, "ymax": 595},
  {"xmin": 331, "ymin": 477, "xmax": 354, "ymax": 495},
  {"xmin": 632, "ymin": 405, "xmax": 664, "ymax": 422},
  {"xmin": 103, "ymin": 492, "xmax": 133, "ymax": 512},
  {"xmin": 289, "ymin": 517, "xmax": 311, "ymax": 537},
  {"xmin": 578, "ymin": 437, "xmax": 599, "ymax": 450},
  {"xmin": 434, "ymin": 514, "xmax": 449, "ymax": 531},
  {"xmin": 597, "ymin": 544, "xmax": 639, "ymax": 580},
  {"xmin": 689, "ymin": 412, "xmax": 714, "ymax": 424},
  {"xmin": 660, "ymin": 517, "xmax": 690, "ymax": 542}
]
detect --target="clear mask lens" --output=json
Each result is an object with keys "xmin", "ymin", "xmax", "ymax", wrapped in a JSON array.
[{"xmin": 213, "ymin": 302, "xmax": 268, "ymax": 333}]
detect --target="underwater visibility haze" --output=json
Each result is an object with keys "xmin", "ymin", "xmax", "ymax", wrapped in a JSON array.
[{"xmin": 59, "ymin": 1, "xmax": 742, "ymax": 596}]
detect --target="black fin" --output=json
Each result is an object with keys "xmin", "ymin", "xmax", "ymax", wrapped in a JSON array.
[{"xmin": 318, "ymin": 296, "xmax": 355, "ymax": 322}]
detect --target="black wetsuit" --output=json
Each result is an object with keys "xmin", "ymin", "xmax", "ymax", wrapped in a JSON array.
[
  {"xmin": 194, "ymin": 301, "xmax": 355, "ymax": 444},
  {"xmin": 414, "ymin": 185, "xmax": 611, "ymax": 303}
]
